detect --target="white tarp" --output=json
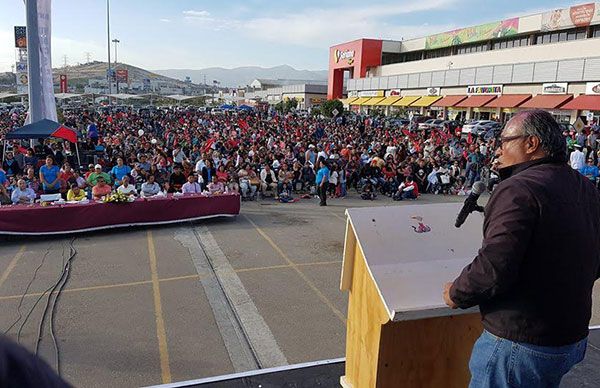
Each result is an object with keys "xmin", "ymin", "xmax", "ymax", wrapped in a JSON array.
[{"xmin": 54, "ymin": 93, "xmax": 83, "ymax": 100}]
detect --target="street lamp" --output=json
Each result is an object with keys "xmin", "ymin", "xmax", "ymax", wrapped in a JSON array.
[
  {"xmin": 106, "ymin": 0, "xmax": 112, "ymax": 101},
  {"xmin": 112, "ymin": 38, "xmax": 120, "ymax": 93}
]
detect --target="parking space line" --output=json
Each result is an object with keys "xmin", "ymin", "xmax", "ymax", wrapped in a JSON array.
[
  {"xmin": 242, "ymin": 215, "xmax": 346, "ymax": 324},
  {"xmin": 235, "ymin": 260, "xmax": 341, "ymax": 274},
  {"xmin": 147, "ymin": 230, "xmax": 172, "ymax": 384},
  {"xmin": 0, "ymin": 245, "xmax": 26, "ymax": 290}
]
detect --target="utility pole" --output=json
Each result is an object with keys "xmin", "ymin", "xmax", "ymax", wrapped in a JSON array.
[
  {"xmin": 62, "ymin": 54, "xmax": 68, "ymax": 68},
  {"xmin": 84, "ymin": 52, "xmax": 92, "ymax": 63},
  {"xmin": 112, "ymin": 38, "xmax": 120, "ymax": 93},
  {"xmin": 106, "ymin": 0, "xmax": 112, "ymax": 103}
]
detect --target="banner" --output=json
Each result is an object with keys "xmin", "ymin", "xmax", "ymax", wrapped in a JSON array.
[
  {"xmin": 26, "ymin": 0, "xmax": 57, "ymax": 123},
  {"xmin": 586, "ymin": 82, "xmax": 600, "ymax": 95},
  {"xmin": 541, "ymin": 3, "xmax": 600, "ymax": 32},
  {"xmin": 425, "ymin": 18, "xmax": 519, "ymax": 49},
  {"xmin": 14, "ymin": 26, "xmax": 26, "ymax": 48},
  {"xmin": 59, "ymin": 74, "xmax": 67, "ymax": 93},
  {"xmin": 542, "ymin": 83, "xmax": 568, "ymax": 94}
]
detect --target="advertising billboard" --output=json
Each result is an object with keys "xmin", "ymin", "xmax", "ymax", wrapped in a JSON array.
[
  {"xmin": 59, "ymin": 74, "xmax": 68, "ymax": 93},
  {"xmin": 541, "ymin": 3, "xmax": 600, "ymax": 32},
  {"xmin": 116, "ymin": 69, "xmax": 128, "ymax": 83},
  {"xmin": 425, "ymin": 18, "xmax": 519, "ymax": 50},
  {"xmin": 14, "ymin": 26, "xmax": 26, "ymax": 48}
]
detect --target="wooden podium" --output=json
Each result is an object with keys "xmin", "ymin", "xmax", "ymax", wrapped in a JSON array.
[{"xmin": 340, "ymin": 204, "xmax": 484, "ymax": 388}]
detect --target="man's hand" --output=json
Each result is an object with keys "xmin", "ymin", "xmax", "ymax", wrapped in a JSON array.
[{"xmin": 443, "ymin": 282, "xmax": 458, "ymax": 309}]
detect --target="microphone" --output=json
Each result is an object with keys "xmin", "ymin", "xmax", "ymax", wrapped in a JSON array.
[{"xmin": 455, "ymin": 181, "xmax": 486, "ymax": 228}]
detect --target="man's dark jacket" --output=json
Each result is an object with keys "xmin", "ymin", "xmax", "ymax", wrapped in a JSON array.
[{"xmin": 450, "ymin": 158, "xmax": 600, "ymax": 346}]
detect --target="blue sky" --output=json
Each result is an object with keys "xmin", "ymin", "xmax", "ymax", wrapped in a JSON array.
[{"xmin": 0, "ymin": 0, "xmax": 582, "ymax": 72}]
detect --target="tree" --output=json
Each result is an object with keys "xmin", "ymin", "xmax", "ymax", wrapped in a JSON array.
[{"xmin": 320, "ymin": 99, "xmax": 343, "ymax": 118}]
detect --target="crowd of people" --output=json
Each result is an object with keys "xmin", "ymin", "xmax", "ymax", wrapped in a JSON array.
[{"xmin": 0, "ymin": 106, "xmax": 599, "ymax": 206}]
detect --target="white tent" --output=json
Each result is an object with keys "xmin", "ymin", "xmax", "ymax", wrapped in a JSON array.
[
  {"xmin": 0, "ymin": 92, "xmax": 26, "ymax": 99},
  {"xmin": 106, "ymin": 93, "xmax": 142, "ymax": 100},
  {"xmin": 54, "ymin": 93, "xmax": 84, "ymax": 100},
  {"xmin": 165, "ymin": 95, "xmax": 198, "ymax": 101}
]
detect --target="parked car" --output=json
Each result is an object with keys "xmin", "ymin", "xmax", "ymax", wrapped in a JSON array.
[
  {"xmin": 474, "ymin": 121, "xmax": 502, "ymax": 137},
  {"xmin": 418, "ymin": 119, "xmax": 445, "ymax": 130},
  {"xmin": 462, "ymin": 120, "xmax": 498, "ymax": 135}
]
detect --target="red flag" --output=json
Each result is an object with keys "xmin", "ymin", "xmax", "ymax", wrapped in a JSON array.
[{"xmin": 202, "ymin": 138, "xmax": 216, "ymax": 153}]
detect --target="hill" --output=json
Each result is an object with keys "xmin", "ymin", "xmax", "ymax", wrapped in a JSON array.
[{"xmin": 153, "ymin": 65, "xmax": 328, "ymax": 88}]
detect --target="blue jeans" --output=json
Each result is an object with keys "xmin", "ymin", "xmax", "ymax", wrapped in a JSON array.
[{"xmin": 469, "ymin": 330, "xmax": 587, "ymax": 388}]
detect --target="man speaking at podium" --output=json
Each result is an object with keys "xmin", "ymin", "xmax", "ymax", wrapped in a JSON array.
[{"xmin": 443, "ymin": 110, "xmax": 600, "ymax": 388}]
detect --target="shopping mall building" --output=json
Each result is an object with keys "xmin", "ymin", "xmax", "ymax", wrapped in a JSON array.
[{"xmin": 328, "ymin": 2, "xmax": 600, "ymax": 125}]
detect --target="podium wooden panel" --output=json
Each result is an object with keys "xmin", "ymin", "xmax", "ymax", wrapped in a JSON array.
[{"xmin": 340, "ymin": 204, "xmax": 484, "ymax": 388}]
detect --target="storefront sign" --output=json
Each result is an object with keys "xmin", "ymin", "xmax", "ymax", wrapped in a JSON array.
[
  {"xmin": 426, "ymin": 18, "xmax": 519, "ymax": 49},
  {"xmin": 427, "ymin": 87, "xmax": 441, "ymax": 96},
  {"xmin": 542, "ymin": 82, "xmax": 568, "ymax": 94},
  {"xmin": 466, "ymin": 85, "xmax": 503, "ymax": 95},
  {"xmin": 348, "ymin": 90, "xmax": 358, "ymax": 97},
  {"xmin": 334, "ymin": 49, "xmax": 355, "ymax": 65},
  {"xmin": 358, "ymin": 90, "xmax": 383, "ymax": 97},
  {"xmin": 385, "ymin": 89, "xmax": 401, "ymax": 97},
  {"xmin": 541, "ymin": 3, "xmax": 600, "ymax": 32},
  {"xmin": 586, "ymin": 82, "xmax": 600, "ymax": 95}
]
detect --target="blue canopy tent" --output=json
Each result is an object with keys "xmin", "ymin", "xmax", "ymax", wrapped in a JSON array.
[
  {"xmin": 237, "ymin": 105, "xmax": 254, "ymax": 111},
  {"xmin": 3, "ymin": 118, "xmax": 81, "ymax": 166},
  {"xmin": 220, "ymin": 104, "xmax": 235, "ymax": 110}
]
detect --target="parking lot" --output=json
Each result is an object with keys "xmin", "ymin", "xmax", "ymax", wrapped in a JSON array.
[{"xmin": 1, "ymin": 194, "xmax": 599, "ymax": 387}]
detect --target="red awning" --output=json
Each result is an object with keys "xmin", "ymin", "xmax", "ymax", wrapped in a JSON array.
[
  {"xmin": 455, "ymin": 95, "xmax": 497, "ymax": 108},
  {"xmin": 560, "ymin": 95, "xmax": 600, "ymax": 111},
  {"xmin": 484, "ymin": 94, "xmax": 532, "ymax": 108},
  {"xmin": 519, "ymin": 95, "xmax": 573, "ymax": 109},
  {"xmin": 431, "ymin": 95, "xmax": 467, "ymax": 107}
]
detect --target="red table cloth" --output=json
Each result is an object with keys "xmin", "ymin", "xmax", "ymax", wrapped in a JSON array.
[{"xmin": 0, "ymin": 193, "xmax": 240, "ymax": 235}]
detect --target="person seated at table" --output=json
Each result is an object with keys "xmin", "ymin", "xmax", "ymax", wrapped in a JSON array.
[
  {"xmin": 92, "ymin": 177, "xmax": 112, "ymax": 200},
  {"xmin": 140, "ymin": 175, "xmax": 162, "ymax": 198},
  {"xmin": 207, "ymin": 176, "xmax": 225, "ymax": 195},
  {"xmin": 11, "ymin": 179, "xmax": 36, "ymax": 204},
  {"xmin": 167, "ymin": 164, "xmax": 186, "ymax": 193},
  {"xmin": 66, "ymin": 183, "xmax": 87, "ymax": 201},
  {"xmin": 117, "ymin": 175, "xmax": 137, "ymax": 197},
  {"xmin": 39, "ymin": 155, "xmax": 61, "ymax": 194},
  {"xmin": 23, "ymin": 168, "xmax": 41, "ymax": 195},
  {"xmin": 181, "ymin": 174, "xmax": 202, "ymax": 194},
  {"xmin": 87, "ymin": 164, "xmax": 112, "ymax": 186},
  {"xmin": 0, "ymin": 184, "xmax": 11, "ymax": 205},
  {"xmin": 110, "ymin": 157, "xmax": 132, "ymax": 187}
]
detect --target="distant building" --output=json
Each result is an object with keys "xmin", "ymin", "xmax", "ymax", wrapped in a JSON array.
[
  {"xmin": 245, "ymin": 83, "xmax": 331, "ymax": 109},
  {"xmin": 250, "ymin": 78, "xmax": 327, "ymax": 90}
]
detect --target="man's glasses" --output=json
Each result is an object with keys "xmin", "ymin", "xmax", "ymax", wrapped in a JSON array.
[{"xmin": 497, "ymin": 134, "xmax": 529, "ymax": 148}]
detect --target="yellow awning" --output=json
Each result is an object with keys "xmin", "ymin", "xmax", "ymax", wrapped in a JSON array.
[
  {"xmin": 362, "ymin": 97, "xmax": 386, "ymax": 106},
  {"xmin": 410, "ymin": 96, "xmax": 442, "ymax": 107},
  {"xmin": 376, "ymin": 96, "xmax": 402, "ymax": 106},
  {"xmin": 351, "ymin": 97, "xmax": 371, "ymax": 106},
  {"xmin": 340, "ymin": 97, "xmax": 358, "ymax": 105},
  {"xmin": 392, "ymin": 96, "xmax": 422, "ymax": 106}
]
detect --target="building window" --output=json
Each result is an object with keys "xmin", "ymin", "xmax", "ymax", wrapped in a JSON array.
[
  {"xmin": 424, "ymin": 47, "xmax": 452, "ymax": 59},
  {"xmin": 455, "ymin": 42, "xmax": 489, "ymax": 55},
  {"xmin": 594, "ymin": 25, "xmax": 600, "ymax": 38},
  {"xmin": 492, "ymin": 36, "xmax": 530, "ymax": 50},
  {"xmin": 536, "ymin": 27, "xmax": 587, "ymax": 45}
]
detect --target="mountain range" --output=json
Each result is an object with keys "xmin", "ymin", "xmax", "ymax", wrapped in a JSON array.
[{"xmin": 153, "ymin": 65, "xmax": 328, "ymax": 88}]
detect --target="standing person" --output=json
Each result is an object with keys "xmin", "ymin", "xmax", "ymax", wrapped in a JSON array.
[
  {"xmin": 39, "ymin": 156, "xmax": 61, "ymax": 194},
  {"xmin": 443, "ymin": 110, "xmax": 600, "ymax": 388},
  {"xmin": 570, "ymin": 144, "xmax": 585, "ymax": 170},
  {"xmin": 315, "ymin": 157, "xmax": 330, "ymax": 206}
]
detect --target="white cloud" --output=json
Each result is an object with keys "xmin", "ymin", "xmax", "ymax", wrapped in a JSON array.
[
  {"xmin": 181, "ymin": 0, "xmax": 460, "ymax": 47},
  {"xmin": 183, "ymin": 10, "xmax": 211, "ymax": 18},
  {"xmin": 160, "ymin": 18, "xmax": 171, "ymax": 23},
  {"xmin": 240, "ymin": 0, "xmax": 460, "ymax": 48}
]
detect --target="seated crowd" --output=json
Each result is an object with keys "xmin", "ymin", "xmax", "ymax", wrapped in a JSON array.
[{"xmin": 1, "ymin": 108, "xmax": 599, "ymax": 206}]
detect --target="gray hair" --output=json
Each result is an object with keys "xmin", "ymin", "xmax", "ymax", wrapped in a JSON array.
[{"xmin": 511, "ymin": 109, "xmax": 566, "ymax": 162}]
